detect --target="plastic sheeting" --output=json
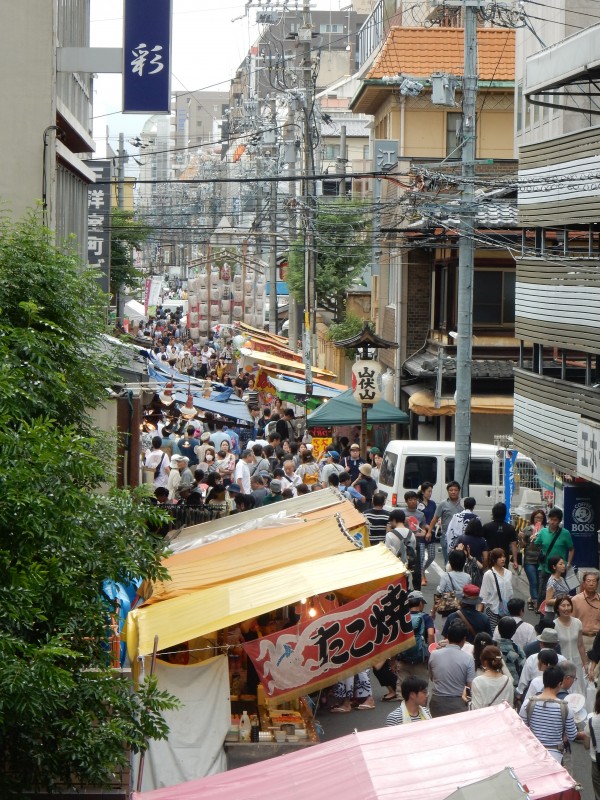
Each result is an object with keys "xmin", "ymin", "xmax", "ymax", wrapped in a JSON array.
[
  {"xmin": 133, "ymin": 704, "xmax": 579, "ymax": 800},
  {"xmin": 133, "ymin": 655, "xmax": 229, "ymax": 792}
]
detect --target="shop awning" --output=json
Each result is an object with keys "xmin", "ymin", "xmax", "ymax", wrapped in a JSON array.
[
  {"xmin": 133, "ymin": 703, "xmax": 578, "ymax": 800},
  {"xmin": 259, "ymin": 365, "xmax": 347, "ymax": 392},
  {"xmin": 407, "ymin": 388, "xmax": 514, "ymax": 416},
  {"xmin": 239, "ymin": 347, "xmax": 336, "ymax": 378},
  {"xmin": 166, "ymin": 488, "xmax": 356, "ymax": 553},
  {"xmin": 125, "ymin": 544, "xmax": 405, "ymax": 659},
  {"xmin": 268, "ymin": 376, "xmax": 341, "ymax": 400},
  {"xmin": 306, "ymin": 389, "xmax": 409, "ymax": 427},
  {"xmin": 147, "ymin": 502, "xmax": 367, "ymax": 601}
]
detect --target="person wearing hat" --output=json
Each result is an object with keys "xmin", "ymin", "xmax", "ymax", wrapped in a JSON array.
[
  {"xmin": 320, "ymin": 450, "xmax": 344, "ymax": 487},
  {"xmin": 263, "ymin": 479, "xmax": 283, "ymax": 505},
  {"xmin": 517, "ymin": 628, "xmax": 566, "ymax": 701},
  {"xmin": 441, "ymin": 584, "xmax": 492, "ymax": 644},
  {"xmin": 352, "ymin": 462, "xmax": 377, "ymax": 512},
  {"xmin": 167, "ymin": 455, "xmax": 186, "ymax": 500},
  {"xmin": 342, "ymin": 443, "xmax": 364, "ymax": 482}
]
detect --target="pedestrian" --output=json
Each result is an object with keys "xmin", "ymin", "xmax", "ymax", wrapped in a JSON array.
[
  {"xmin": 480, "ymin": 547, "xmax": 513, "ymax": 630},
  {"xmin": 363, "ymin": 492, "xmax": 390, "ymax": 545},
  {"xmin": 520, "ymin": 649, "xmax": 561, "ymax": 705},
  {"xmin": 320, "ymin": 450, "xmax": 344, "ymax": 487},
  {"xmin": 330, "ymin": 670, "xmax": 375, "ymax": 713},
  {"xmin": 495, "ymin": 616, "xmax": 526, "ymax": 691},
  {"xmin": 469, "ymin": 645, "xmax": 514, "ymax": 709},
  {"xmin": 454, "ymin": 518, "xmax": 489, "ymax": 584},
  {"xmin": 482, "ymin": 502, "xmax": 518, "ymax": 571},
  {"xmin": 341, "ymin": 443, "xmax": 364, "ymax": 482},
  {"xmin": 234, "ymin": 449, "xmax": 253, "ymax": 494},
  {"xmin": 250, "ymin": 475, "xmax": 268, "ymax": 507},
  {"xmin": 385, "ymin": 676, "xmax": 431, "ymax": 726},
  {"xmin": 519, "ymin": 508, "xmax": 546, "ymax": 610},
  {"xmin": 517, "ymin": 630, "xmax": 566, "ymax": 704},
  {"xmin": 428, "ymin": 620, "xmax": 474, "ymax": 717},
  {"xmin": 426, "ymin": 480, "xmax": 463, "ymax": 564},
  {"xmin": 492, "ymin": 597, "xmax": 537, "ymax": 649},
  {"xmin": 353, "ymin": 463, "xmax": 377, "ymax": 511},
  {"xmin": 519, "ymin": 665, "xmax": 585, "ymax": 764},
  {"xmin": 386, "ymin": 509, "xmax": 420, "ymax": 587},
  {"xmin": 543, "ymin": 556, "xmax": 570, "ymax": 618},
  {"xmin": 537, "ymin": 507, "xmax": 574, "ymax": 603},
  {"xmin": 441, "ymin": 583, "xmax": 492, "ymax": 643},
  {"xmin": 395, "ymin": 592, "xmax": 435, "ymax": 684},
  {"xmin": 436, "ymin": 548, "xmax": 471, "ymax": 603},
  {"xmin": 553, "ymin": 593, "xmax": 589, "ymax": 694},
  {"xmin": 572, "ymin": 571, "xmax": 600, "ymax": 655},
  {"xmin": 144, "ymin": 434, "xmax": 170, "ymax": 490},
  {"xmin": 417, "ymin": 482, "xmax": 437, "ymax": 582},
  {"xmin": 446, "ymin": 497, "xmax": 479, "ymax": 553},
  {"xmin": 587, "ymin": 687, "xmax": 600, "ymax": 799}
]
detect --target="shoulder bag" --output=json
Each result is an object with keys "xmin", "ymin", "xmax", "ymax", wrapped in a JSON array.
[
  {"xmin": 492, "ymin": 570, "xmax": 509, "ymax": 616},
  {"xmin": 434, "ymin": 574, "xmax": 461, "ymax": 616},
  {"xmin": 538, "ymin": 528, "xmax": 563, "ymax": 570}
]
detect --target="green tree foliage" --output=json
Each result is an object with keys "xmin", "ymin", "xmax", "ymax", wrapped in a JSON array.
[
  {"xmin": 286, "ymin": 200, "xmax": 370, "ymax": 320},
  {"xmin": 0, "ymin": 215, "xmax": 176, "ymax": 795},
  {"xmin": 328, "ymin": 313, "xmax": 373, "ymax": 360},
  {"xmin": 110, "ymin": 208, "xmax": 150, "ymax": 298}
]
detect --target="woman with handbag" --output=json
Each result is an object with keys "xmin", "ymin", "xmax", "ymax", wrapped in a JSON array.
[
  {"xmin": 480, "ymin": 548, "xmax": 514, "ymax": 631},
  {"xmin": 468, "ymin": 645, "xmax": 514, "ymax": 709},
  {"xmin": 553, "ymin": 593, "xmax": 589, "ymax": 695},
  {"xmin": 519, "ymin": 509, "xmax": 546, "ymax": 611},
  {"xmin": 434, "ymin": 549, "xmax": 470, "ymax": 617},
  {"xmin": 542, "ymin": 556, "xmax": 570, "ymax": 619}
]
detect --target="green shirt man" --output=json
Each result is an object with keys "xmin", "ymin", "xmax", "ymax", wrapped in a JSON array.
[{"xmin": 537, "ymin": 508, "xmax": 574, "ymax": 575}]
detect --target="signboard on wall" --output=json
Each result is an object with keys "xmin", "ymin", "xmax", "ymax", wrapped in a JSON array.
[
  {"xmin": 577, "ymin": 418, "xmax": 600, "ymax": 483},
  {"xmin": 563, "ymin": 483, "xmax": 599, "ymax": 568},
  {"xmin": 87, "ymin": 160, "xmax": 111, "ymax": 294},
  {"xmin": 123, "ymin": 0, "xmax": 172, "ymax": 113},
  {"xmin": 243, "ymin": 580, "xmax": 412, "ymax": 704}
]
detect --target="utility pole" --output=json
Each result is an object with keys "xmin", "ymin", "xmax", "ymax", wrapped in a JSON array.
[
  {"xmin": 336, "ymin": 124, "xmax": 347, "ymax": 196},
  {"xmin": 285, "ymin": 101, "xmax": 299, "ymax": 351},
  {"xmin": 454, "ymin": 1, "xmax": 480, "ymax": 497},
  {"xmin": 268, "ymin": 95, "xmax": 278, "ymax": 334},
  {"xmin": 300, "ymin": 0, "xmax": 316, "ymax": 395}
]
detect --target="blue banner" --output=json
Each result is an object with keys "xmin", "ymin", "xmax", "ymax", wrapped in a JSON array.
[
  {"xmin": 563, "ymin": 484, "xmax": 599, "ymax": 568},
  {"xmin": 504, "ymin": 449, "xmax": 517, "ymax": 521},
  {"xmin": 123, "ymin": 0, "xmax": 172, "ymax": 113}
]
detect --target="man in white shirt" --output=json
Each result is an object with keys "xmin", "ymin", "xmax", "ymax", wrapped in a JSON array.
[
  {"xmin": 281, "ymin": 459, "xmax": 301, "ymax": 496},
  {"xmin": 492, "ymin": 597, "xmax": 537, "ymax": 650},
  {"xmin": 446, "ymin": 497, "xmax": 479, "ymax": 553},
  {"xmin": 234, "ymin": 449, "xmax": 252, "ymax": 494},
  {"xmin": 517, "ymin": 629, "xmax": 566, "ymax": 700}
]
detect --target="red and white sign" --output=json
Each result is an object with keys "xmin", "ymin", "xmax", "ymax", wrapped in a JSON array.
[{"xmin": 243, "ymin": 580, "xmax": 414, "ymax": 703}]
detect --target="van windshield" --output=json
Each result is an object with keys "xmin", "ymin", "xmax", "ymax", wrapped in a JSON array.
[{"xmin": 379, "ymin": 451, "xmax": 398, "ymax": 487}]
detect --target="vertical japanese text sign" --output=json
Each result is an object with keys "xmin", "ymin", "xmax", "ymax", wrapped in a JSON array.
[
  {"xmin": 123, "ymin": 0, "xmax": 172, "ymax": 113},
  {"xmin": 88, "ymin": 160, "xmax": 112, "ymax": 294}
]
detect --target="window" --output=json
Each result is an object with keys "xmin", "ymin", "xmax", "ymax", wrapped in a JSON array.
[
  {"xmin": 446, "ymin": 112, "xmax": 462, "ymax": 158},
  {"xmin": 473, "ymin": 270, "xmax": 515, "ymax": 326},
  {"xmin": 324, "ymin": 144, "xmax": 341, "ymax": 160},
  {"xmin": 363, "ymin": 143, "xmax": 370, "ymax": 160},
  {"xmin": 379, "ymin": 451, "xmax": 398, "ymax": 487},
  {"xmin": 319, "ymin": 23, "xmax": 344, "ymax": 33},
  {"xmin": 516, "ymin": 85, "xmax": 523, "ymax": 133},
  {"xmin": 445, "ymin": 458, "xmax": 493, "ymax": 485},
  {"xmin": 403, "ymin": 456, "xmax": 438, "ymax": 489}
]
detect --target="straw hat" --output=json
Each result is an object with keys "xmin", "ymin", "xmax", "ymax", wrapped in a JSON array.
[{"xmin": 359, "ymin": 463, "xmax": 372, "ymax": 477}]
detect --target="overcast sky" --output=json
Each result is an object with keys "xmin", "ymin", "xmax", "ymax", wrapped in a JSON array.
[{"xmin": 91, "ymin": 0, "xmax": 349, "ymax": 159}]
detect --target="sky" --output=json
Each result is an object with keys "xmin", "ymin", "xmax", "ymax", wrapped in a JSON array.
[{"xmin": 91, "ymin": 0, "xmax": 350, "ymax": 160}]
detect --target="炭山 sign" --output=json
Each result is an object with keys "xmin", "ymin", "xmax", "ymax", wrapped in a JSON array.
[
  {"xmin": 123, "ymin": 0, "xmax": 172, "ymax": 113},
  {"xmin": 242, "ymin": 580, "xmax": 413, "ymax": 703}
]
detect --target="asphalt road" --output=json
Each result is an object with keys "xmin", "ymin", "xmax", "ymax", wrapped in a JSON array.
[{"xmin": 314, "ymin": 556, "xmax": 594, "ymax": 799}]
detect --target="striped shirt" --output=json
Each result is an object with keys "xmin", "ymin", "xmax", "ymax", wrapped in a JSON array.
[
  {"xmin": 385, "ymin": 702, "xmax": 431, "ymax": 727},
  {"xmin": 364, "ymin": 509, "xmax": 390, "ymax": 545},
  {"xmin": 519, "ymin": 697, "xmax": 577, "ymax": 750}
]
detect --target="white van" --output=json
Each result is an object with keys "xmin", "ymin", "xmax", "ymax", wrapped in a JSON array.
[{"xmin": 376, "ymin": 441, "xmax": 541, "ymax": 517}]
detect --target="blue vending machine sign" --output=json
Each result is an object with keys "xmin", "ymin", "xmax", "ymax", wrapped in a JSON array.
[
  {"xmin": 123, "ymin": 0, "xmax": 172, "ymax": 114},
  {"xmin": 563, "ymin": 484, "xmax": 599, "ymax": 568}
]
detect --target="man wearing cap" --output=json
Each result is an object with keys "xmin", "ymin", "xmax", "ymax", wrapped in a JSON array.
[
  {"xmin": 517, "ymin": 628, "xmax": 566, "ymax": 702},
  {"xmin": 234, "ymin": 449, "xmax": 253, "ymax": 494},
  {"xmin": 572, "ymin": 572, "xmax": 600, "ymax": 654},
  {"xmin": 342, "ymin": 443, "xmax": 364, "ymax": 482},
  {"xmin": 167, "ymin": 455, "xmax": 186, "ymax": 500},
  {"xmin": 320, "ymin": 451, "xmax": 344, "ymax": 487},
  {"xmin": 441, "ymin": 584, "xmax": 492, "ymax": 644}
]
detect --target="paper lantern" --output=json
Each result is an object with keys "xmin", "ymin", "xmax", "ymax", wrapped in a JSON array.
[{"xmin": 351, "ymin": 360, "xmax": 383, "ymax": 405}]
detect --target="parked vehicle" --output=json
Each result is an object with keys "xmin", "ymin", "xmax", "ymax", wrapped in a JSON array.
[{"xmin": 376, "ymin": 440, "xmax": 541, "ymax": 516}]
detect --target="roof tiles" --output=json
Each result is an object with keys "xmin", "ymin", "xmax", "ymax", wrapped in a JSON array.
[{"xmin": 367, "ymin": 27, "xmax": 515, "ymax": 82}]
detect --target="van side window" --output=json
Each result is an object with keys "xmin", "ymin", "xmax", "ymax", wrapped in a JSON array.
[
  {"xmin": 445, "ymin": 458, "xmax": 493, "ymax": 485},
  {"xmin": 379, "ymin": 452, "xmax": 398, "ymax": 487},
  {"xmin": 403, "ymin": 456, "xmax": 437, "ymax": 489}
]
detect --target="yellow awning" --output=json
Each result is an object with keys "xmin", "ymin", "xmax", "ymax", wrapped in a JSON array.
[
  {"xmin": 408, "ymin": 389, "xmax": 514, "ymax": 416},
  {"xmin": 125, "ymin": 544, "xmax": 405, "ymax": 658},
  {"xmin": 147, "ymin": 503, "xmax": 367, "ymax": 602},
  {"xmin": 239, "ymin": 347, "xmax": 337, "ymax": 378}
]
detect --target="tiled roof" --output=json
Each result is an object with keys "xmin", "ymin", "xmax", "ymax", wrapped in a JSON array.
[
  {"xmin": 405, "ymin": 352, "xmax": 515, "ymax": 379},
  {"xmin": 367, "ymin": 27, "xmax": 515, "ymax": 82},
  {"xmin": 406, "ymin": 186, "xmax": 518, "ymax": 230}
]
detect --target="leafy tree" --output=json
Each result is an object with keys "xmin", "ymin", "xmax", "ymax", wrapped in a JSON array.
[
  {"xmin": 0, "ymin": 214, "xmax": 176, "ymax": 795},
  {"xmin": 110, "ymin": 208, "xmax": 150, "ymax": 298},
  {"xmin": 286, "ymin": 200, "xmax": 370, "ymax": 320},
  {"xmin": 328, "ymin": 312, "xmax": 372, "ymax": 360}
]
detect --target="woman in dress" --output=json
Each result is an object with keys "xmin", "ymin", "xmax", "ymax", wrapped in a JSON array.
[
  {"xmin": 519, "ymin": 508, "xmax": 546, "ymax": 611},
  {"xmin": 544, "ymin": 555, "xmax": 570, "ymax": 618},
  {"xmin": 469, "ymin": 645, "xmax": 514, "ymax": 709},
  {"xmin": 480, "ymin": 547, "xmax": 514, "ymax": 631},
  {"xmin": 417, "ymin": 482, "xmax": 437, "ymax": 585},
  {"xmin": 554, "ymin": 593, "xmax": 589, "ymax": 694}
]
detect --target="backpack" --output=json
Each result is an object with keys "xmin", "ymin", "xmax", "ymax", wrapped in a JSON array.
[
  {"xmin": 526, "ymin": 697, "xmax": 568, "ymax": 750},
  {"xmin": 499, "ymin": 639, "xmax": 525, "ymax": 687},
  {"xmin": 399, "ymin": 612, "xmax": 426, "ymax": 665},
  {"xmin": 464, "ymin": 548, "xmax": 483, "ymax": 587}
]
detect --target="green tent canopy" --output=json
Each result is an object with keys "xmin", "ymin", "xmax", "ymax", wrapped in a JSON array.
[{"xmin": 306, "ymin": 389, "xmax": 409, "ymax": 428}]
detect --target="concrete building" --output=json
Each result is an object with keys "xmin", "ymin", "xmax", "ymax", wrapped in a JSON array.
[
  {"xmin": 514, "ymin": 18, "xmax": 600, "ymax": 535},
  {"xmin": 0, "ymin": 0, "xmax": 95, "ymax": 260}
]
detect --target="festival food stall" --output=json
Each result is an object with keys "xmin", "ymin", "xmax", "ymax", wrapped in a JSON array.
[
  {"xmin": 132, "ymin": 704, "xmax": 580, "ymax": 800},
  {"xmin": 125, "ymin": 520, "xmax": 409, "ymax": 791}
]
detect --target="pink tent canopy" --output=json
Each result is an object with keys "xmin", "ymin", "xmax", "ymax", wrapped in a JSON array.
[{"xmin": 133, "ymin": 703, "xmax": 580, "ymax": 800}]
